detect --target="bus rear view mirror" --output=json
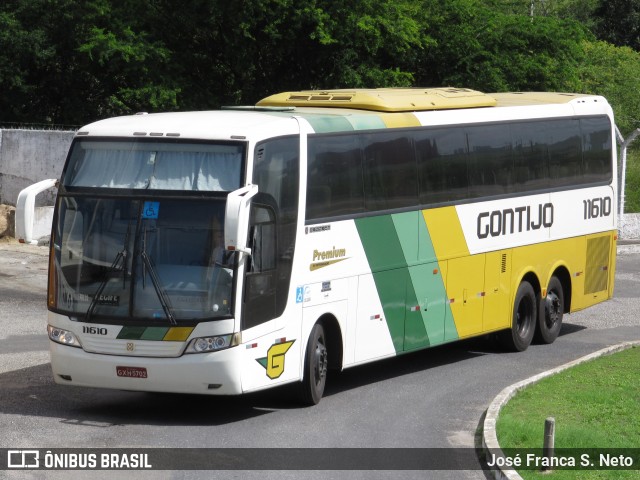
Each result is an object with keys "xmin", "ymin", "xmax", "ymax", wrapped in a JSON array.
[
  {"xmin": 224, "ymin": 184, "xmax": 258, "ymax": 255},
  {"xmin": 15, "ymin": 178, "xmax": 58, "ymax": 244}
]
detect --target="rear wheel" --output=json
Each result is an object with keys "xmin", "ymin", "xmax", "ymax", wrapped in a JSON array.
[
  {"xmin": 536, "ymin": 276, "xmax": 564, "ymax": 344},
  {"xmin": 499, "ymin": 281, "xmax": 536, "ymax": 352},
  {"xmin": 299, "ymin": 323, "xmax": 328, "ymax": 406}
]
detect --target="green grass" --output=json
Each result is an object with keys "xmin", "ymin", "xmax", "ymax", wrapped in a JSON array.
[
  {"xmin": 624, "ymin": 149, "xmax": 640, "ymax": 214},
  {"xmin": 495, "ymin": 346, "xmax": 640, "ymax": 479}
]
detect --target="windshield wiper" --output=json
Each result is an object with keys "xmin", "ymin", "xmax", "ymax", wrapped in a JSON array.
[
  {"xmin": 85, "ymin": 218, "xmax": 132, "ymax": 323},
  {"xmin": 85, "ymin": 249, "xmax": 126, "ymax": 323},
  {"xmin": 140, "ymin": 226, "xmax": 177, "ymax": 326}
]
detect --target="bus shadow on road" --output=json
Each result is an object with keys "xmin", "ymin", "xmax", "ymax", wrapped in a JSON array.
[
  {"xmin": 0, "ymin": 340, "xmax": 487, "ymax": 426},
  {"xmin": 323, "ymin": 339, "xmax": 489, "ymax": 400},
  {"xmin": 320, "ymin": 320, "xmax": 589, "ymax": 403},
  {"xmin": 0, "ymin": 363, "xmax": 271, "ymax": 426},
  {"xmin": 558, "ymin": 322, "xmax": 587, "ymax": 337},
  {"xmin": 0, "ymin": 324, "xmax": 587, "ymax": 427}
]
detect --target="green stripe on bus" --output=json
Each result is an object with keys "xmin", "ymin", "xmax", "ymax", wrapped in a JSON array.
[
  {"xmin": 117, "ymin": 326, "xmax": 147, "ymax": 340},
  {"xmin": 140, "ymin": 327, "xmax": 170, "ymax": 341},
  {"xmin": 355, "ymin": 215, "xmax": 409, "ymax": 352},
  {"xmin": 392, "ymin": 212, "xmax": 420, "ymax": 265},
  {"xmin": 415, "ymin": 213, "xmax": 458, "ymax": 343},
  {"xmin": 355, "ymin": 212, "xmax": 459, "ymax": 354},
  {"xmin": 355, "ymin": 215, "xmax": 407, "ymax": 271},
  {"xmin": 302, "ymin": 115, "xmax": 354, "ymax": 133},
  {"xmin": 346, "ymin": 115, "xmax": 387, "ymax": 131}
]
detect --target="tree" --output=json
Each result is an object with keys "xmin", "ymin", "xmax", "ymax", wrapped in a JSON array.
[
  {"xmin": 0, "ymin": 0, "xmax": 637, "ymax": 127},
  {"xmin": 415, "ymin": 0, "xmax": 589, "ymax": 93},
  {"xmin": 483, "ymin": 0, "xmax": 600, "ymax": 24},
  {"xmin": 0, "ymin": 0, "xmax": 179, "ymax": 125},
  {"xmin": 135, "ymin": 0, "xmax": 434, "ymax": 108},
  {"xmin": 577, "ymin": 40, "xmax": 640, "ymax": 135},
  {"xmin": 592, "ymin": 0, "xmax": 640, "ymax": 51},
  {"xmin": 0, "ymin": 4, "xmax": 58, "ymax": 124},
  {"xmin": 77, "ymin": 1, "xmax": 180, "ymax": 117}
]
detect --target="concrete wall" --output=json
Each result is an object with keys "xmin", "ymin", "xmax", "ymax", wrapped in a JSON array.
[
  {"xmin": 620, "ymin": 213, "xmax": 640, "ymax": 241},
  {"xmin": 0, "ymin": 129, "xmax": 75, "ymax": 207}
]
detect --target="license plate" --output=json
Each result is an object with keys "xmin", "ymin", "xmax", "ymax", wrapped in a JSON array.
[{"xmin": 116, "ymin": 366, "xmax": 148, "ymax": 378}]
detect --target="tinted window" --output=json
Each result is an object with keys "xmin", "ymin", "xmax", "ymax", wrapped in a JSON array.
[
  {"xmin": 305, "ymin": 115, "xmax": 612, "ymax": 221},
  {"xmin": 363, "ymin": 132, "xmax": 417, "ymax": 211},
  {"xmin": 307, "ymin": 135, "xmax": 364, "ymax": 219},
  {"xmin": 581, "ymin": 117, "xmax": 612, "ymax": 183},
  {"xmin": 467, "ymin": 124, "xmax": 513, "ymax": 197},
  {"xmin": 243, "ymin": 202, "xmax": 278, "ymax": 330},
  {"xmin": 415, "ymin": 128, "xmax": 468, "ymax": 204},
  {"xmin": 547, "ymin": 118, "xmax": 582, "ymax": 186},
  {"xmin": 248, "ymin": 137, "xmax": 299, "ymax": 327},
  {"xmin": 512, "ymin": 121, "xmax": 549, "ymax": 191},
  {"xmin": 254, "ymin": 137, "xmax": 299, "ymax": 222}
]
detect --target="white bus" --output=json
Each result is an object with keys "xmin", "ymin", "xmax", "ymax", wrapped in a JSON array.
[{"xmin": 36, "ymin": 88, "xmax": 616, "ymax": 404}]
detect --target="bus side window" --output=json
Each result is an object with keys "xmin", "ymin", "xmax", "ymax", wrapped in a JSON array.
[
  {"xmin": 247, "ymin": 204, "xmax": 276, "ymax": 273},
  {"xmin": 363, "ymin": 132, "xmax": 417, "ymax": 211},
  {"xmin": 416, "ymin": 128, "xmax": 468, "ymax": 205},
  {"xmin": 467, "ymin": 124, "xmax": 513, "ymax": 198},
  {"xmin": 512, "ymin": 121, "xmax": 549, "ymax": 191},
  {"xmin": 249, "ymin": 136, "xmax": 300, "ymax": 328},
  {"xmin": 580, "ymin": 117, "xmax": 612, "ymax": 183},
  {"xmin": 306, "ymin": 135, "xmax": 364, "ymax": 219},
  {"xmin": 243, "ymin": 203, "xmax": 278, "ymax": 329},
  {"xmin": 547, "ymin": 119, "xmax": 582, "ymax": 187}
]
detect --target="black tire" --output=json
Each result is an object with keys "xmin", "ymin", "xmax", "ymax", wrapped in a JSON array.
[
  {"xmin": 499, "ymin": 281, "xmax": 537, "ymax": 352},
  {"xmin": 535, "ymin": 276, "xmax": 564, "ymax": 344},
  {"xmin": 299, "ymin": 323, "xmax": 328, "ymax": 406}
]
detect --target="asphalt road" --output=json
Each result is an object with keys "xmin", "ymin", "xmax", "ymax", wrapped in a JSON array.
[{"xmin": 1, "ymin": 240, "xmax": 639, "ymax": 479}]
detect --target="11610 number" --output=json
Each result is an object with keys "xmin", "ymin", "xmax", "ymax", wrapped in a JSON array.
[
  {"xmin": 583, "ymin": 196, "xmax": 612, "ymax": 220},
  {"xmin": 83, "ymin": 326, "xmax": 108, "ymax": 335}
]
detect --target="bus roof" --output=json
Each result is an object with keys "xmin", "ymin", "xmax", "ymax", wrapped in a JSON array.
[
  {"xmin": 490, "ymin": 91, "xmax": 595, "ymax": 106},
  {"xmin": 76, "ymin": 89, "xmax": 608, "ymax": 140},
  {"xmin": 257, "ymin": 88, "xmax": 595, "ymax": 112},
  {"xmin": 76, "ymin": 109, "xmax": 300, "ymax": 140},
  {"xmin": 257, "ymin": 87, "xmax": 498, "ymax": 112}
]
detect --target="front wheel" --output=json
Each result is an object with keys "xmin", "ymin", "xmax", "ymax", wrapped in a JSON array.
[
  {"xmin": 536, "ymin": 276, "xmax": 564, "ymax": 344},
  {"xmin": 299, "ymin": 323, "xmax": 328, "ymax": 406},
  {"xmin": 499, "ymin": 281, "xmax": 536, "ymax": 352}
]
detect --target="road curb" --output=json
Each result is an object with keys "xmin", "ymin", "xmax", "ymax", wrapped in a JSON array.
[{"xmin": 482, "ymin": 341, "xmax": 640, "ymax": 480}]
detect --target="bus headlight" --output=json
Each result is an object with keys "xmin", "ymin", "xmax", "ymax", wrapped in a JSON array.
[
  {"xmin": 48, "ymin": 325, "xmax": 82, "ymax": 348},
  {"xmin": 185, "ymin": 333, "xmax": 240, "ymax": 354}
]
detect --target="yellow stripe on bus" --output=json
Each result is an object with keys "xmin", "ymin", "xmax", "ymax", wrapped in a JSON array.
[
  {"xmin": 163, "ymin": 327, "xmax": 194, "ymax": 341},
  {"xmin": 378, "ymin": 113, "xmax": 421, "ymax": 128},
  {"xmin": 422, "ymin": 207, "xmax": 470, "ymax": 260}
]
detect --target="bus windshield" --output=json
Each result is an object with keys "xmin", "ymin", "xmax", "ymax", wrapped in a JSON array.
[
  {"xmin": 51, "ymin": 196, "xmax": 234, "ymax": 322},
  {"xmin": 63, "ymin": 139, "xmax": 243, "ymax": 191}
]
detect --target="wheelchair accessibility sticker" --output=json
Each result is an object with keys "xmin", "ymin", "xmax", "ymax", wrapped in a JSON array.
[{"xmin": 142, "ymin": 201, "xmax": 160, "ymax": 219}]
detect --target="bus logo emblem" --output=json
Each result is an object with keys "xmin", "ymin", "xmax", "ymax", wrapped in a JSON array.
[
  {"xmin": 256, "ymin": 340, "xmax": 295, "ymax": 379},
  {"xmin": 126, "ymin": 342, "xmax": 135, "ymax": 352}
]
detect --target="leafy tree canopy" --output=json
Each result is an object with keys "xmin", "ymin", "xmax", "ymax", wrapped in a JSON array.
[
  {"xmin": 577, "ymin": 40, "xmax": 640, "ymax": 135},
  {"xmin": 416, "ymin": 0, "xmax": 590, "ymax": 92},
  {"xmin": 592, "ymin": 0, "xmax": 640, "ymax": 51},
  {"xmin": 0, "ymin": 0, "xmax": 638, "ymax": 135}
]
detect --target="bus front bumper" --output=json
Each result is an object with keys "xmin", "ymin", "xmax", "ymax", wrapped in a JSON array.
[{"xmin": 49, "ymin": 341, "xmax": 243, "ymax": 395}]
